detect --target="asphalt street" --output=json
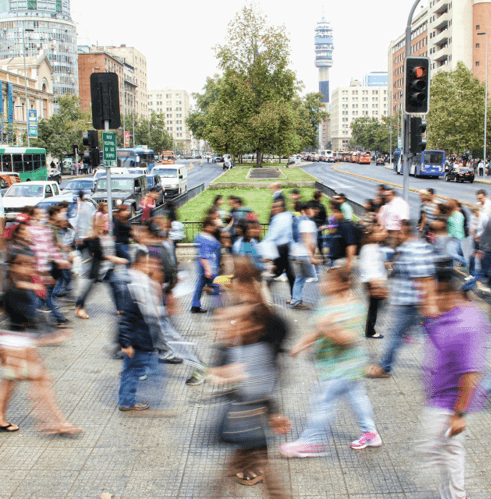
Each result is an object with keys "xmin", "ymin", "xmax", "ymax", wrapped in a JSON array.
[{"xmin": 59, "ymin": 159, "xmax": 224, "ymax": 192}]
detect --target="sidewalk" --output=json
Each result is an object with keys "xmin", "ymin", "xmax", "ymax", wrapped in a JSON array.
[{"xmin": 0, "ymin": 262, "xmax": 490, "ymax": 498}]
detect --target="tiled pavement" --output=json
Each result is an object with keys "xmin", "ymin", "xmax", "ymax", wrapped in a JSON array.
[{"xmin": 1, "ymin": 262, "xmax": 491, "ymax": 499}]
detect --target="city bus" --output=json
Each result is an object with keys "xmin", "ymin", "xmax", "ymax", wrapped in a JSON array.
[
  {"xmin": 117, "ymin": 147, "xmax": 155, "ymax": 171},
  {"xmin": 350, "ymin": 151, "xmax": 360, "ymax": 163},
  {"xmin": 409, "ymin": 150, "xmax": 446, "ymax": 178},
  {"xmin": 0, "ymin": 147, "xmax": 47, "ymax": 182},
  {"xmin": 358, "ymin": 152, "xmax": 371, "ymax": 164},
  {"xmin": 161, "ymin": 150, "xmax": 175, "ymax": 165}
]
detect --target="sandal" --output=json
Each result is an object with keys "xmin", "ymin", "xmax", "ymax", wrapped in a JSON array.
[
  {"xmin": 235, "ymin": 468, "xmax": 264, "ymax": 486},
  {"xmin": 365, "ymin": 365, "xmax": 391, "ymax": 378},
  {"xmin": 0, "ymin": 423, "xmax": 19, "ymax": 432},
  {"xmin": 43, "ymin": 423, "xmax": 83, "ymax": 436}
]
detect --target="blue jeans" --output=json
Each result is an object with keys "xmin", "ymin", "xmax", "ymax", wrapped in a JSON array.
[
  {"xmin": 191, "ymin": 269, "xmax": 218, "ymax": 309},
  {"xmin": 76, "ymin": 269, "xmax": 125, "ymax": 311},
  {"xmin": 299, "ymin": 378, "xmax": 376, "ymax": 443},
  {"xmin": 463, "ymin": 250, "xmax": 491, "ymax": 291},
  {"xmin": 380, "ymin": 304, "xmax": 421, "ymax": 374},
  {"xmin": 446, "ymin": 238, "xmax": 467, "ymax": 267},
  {"xmin": 291, "ymin": 257, "xmax": 315, "ymax": 307},
  {"xmin": 44, "ymin": 286, "xmax": 65, "ymax": 322},
  {"xmin": 53, "ymin": 269, "xmax": 72, "ymax": 297},
  {"xmin": 118, "ymin": 350, "xmax": 166, "ymax": 408},
  {"xmin": 116, "ymin": 243, "xmax": 131, "ymax": 265}
]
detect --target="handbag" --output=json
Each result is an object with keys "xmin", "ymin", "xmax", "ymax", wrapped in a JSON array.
[
  {"xmin": 368, "ymin": 279, "xmax": 389, "ymax": 299},
  {"xmin": 0, "ymin": 334, "xmax": 43, "ymax": 381}
]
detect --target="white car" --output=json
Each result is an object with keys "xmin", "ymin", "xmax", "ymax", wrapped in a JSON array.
[{"xmin": 3, "ymin": 181, "xmax": 60, "ymax": 220}]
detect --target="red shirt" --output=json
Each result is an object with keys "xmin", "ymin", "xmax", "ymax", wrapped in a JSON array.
[{"xmin": 140, "ymin": 197, "xmax": 156, "ymax": 222}]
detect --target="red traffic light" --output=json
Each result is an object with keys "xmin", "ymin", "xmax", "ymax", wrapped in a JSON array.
[{"xmin": 412, "ymin": 66, "xmax": 427, "ymax": 78}]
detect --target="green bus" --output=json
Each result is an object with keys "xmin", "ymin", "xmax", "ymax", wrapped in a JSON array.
[{"xmin": 0, "ymin": 147, "xmax": 48, "ymax": 182}]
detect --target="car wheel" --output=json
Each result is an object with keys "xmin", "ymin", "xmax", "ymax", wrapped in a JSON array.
[{"xmin": 470, "ymin": 179, "xmax": 474, "ymax": 183}]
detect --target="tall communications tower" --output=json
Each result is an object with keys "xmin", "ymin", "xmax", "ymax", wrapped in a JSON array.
[
  {"xmin": 315, "ymin": 16, "xmax": 333, "ymax": 149},
  {"xmin": 315, "ymin": 16, "xmax": 334, "ymax": 103}
]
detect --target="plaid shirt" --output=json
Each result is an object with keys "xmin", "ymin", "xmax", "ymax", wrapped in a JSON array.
[{"xmin": 389, "ymin": 238, "xmax": 436, "ymax": 306}]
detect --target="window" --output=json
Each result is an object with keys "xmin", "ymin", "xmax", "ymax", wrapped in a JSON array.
[
  {"xmin": 24, "ymin": 154, "xmax": 33, "ymax": 172},
  {"xmin": 45, "ymin": 185, "xmax": 53, "ymax": 197},
  {"xmin": 476, "ymin": 61, "xmax": 480, "ymax": 66},
  {"xmin": 2, "ymin": 154, "xmax": 12, "ymax": 173},
  {"xmin": 477, "ymin": 43, "xmax": 480, "ymax": 48},
  {"xmin": 33, "ymin": 154, "xmax": 41, "ymax": 170},
  {"xmin": 476, "ymin": 25, "xmax": 480, "ymax": 30},
  {"xmin": 13, "ymin": 155, "xmax": 23, "ymax": 173}
]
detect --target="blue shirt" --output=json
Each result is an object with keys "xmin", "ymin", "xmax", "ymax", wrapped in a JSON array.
[
  {"xmin": 264, "ymin": 211, "xmax": 293, "ymax": 247},
  {"xmin": 233, "ymin": 238, "xmax": 264, "ymax": 271},
  {"xmin": 195, "ymin": 233, "xmax": 221, "ymax": 275}
]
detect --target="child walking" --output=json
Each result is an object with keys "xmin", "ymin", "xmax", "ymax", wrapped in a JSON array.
[{"xmin": 280, "ymin": 267, "xmax": 381, "ymax": 457}]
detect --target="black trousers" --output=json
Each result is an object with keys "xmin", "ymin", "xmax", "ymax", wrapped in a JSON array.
[
  {"xmin": 273, "ymin": 244, "xmax": 295, "ymax": 295},
  {"xmin": 365, "ymin": 284, "xmax": 384, "ymax": 337}
]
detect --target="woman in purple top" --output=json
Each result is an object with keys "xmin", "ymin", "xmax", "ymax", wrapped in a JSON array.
[{"xmin": 420, "ymin": 261, "xmax": 490, "ymax": 499}]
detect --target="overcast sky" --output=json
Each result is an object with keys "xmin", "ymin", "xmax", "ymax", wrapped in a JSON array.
[{"xmin": 72, "ymin": 0, "xmax": 427, "ymax": 102}]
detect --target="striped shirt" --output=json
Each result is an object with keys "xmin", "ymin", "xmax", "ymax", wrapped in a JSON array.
[{"xmin": 28, "ymin": 224, "xmax": 67, "ymax": 274}]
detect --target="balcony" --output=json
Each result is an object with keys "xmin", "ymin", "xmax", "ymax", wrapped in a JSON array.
[
  {"xmin": 433, "ymin": 11, "xmax": 449, "ymax": 30},
  {"xmin": 432, "ymin": 29, "xmax": 449, "ymax": 46},
  {"xmin": 434, "ymin": 44, "xmax": 449, "ymax": 62},
  {"xmin": 433, "ymin": 0, "xmax": 449, "ymax": 14}
]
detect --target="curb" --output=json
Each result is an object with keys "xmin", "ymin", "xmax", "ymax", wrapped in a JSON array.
[{"xmin": 331, "ymin": 164, "xmax": 475, "ymax": 208}]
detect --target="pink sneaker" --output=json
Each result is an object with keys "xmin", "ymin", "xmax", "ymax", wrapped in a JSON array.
[
  {"xmin": 350, "ymin": 431, "xmax": 382, "ymax": 450},
  {"xmin": 279, "ymin": 441, "xmax": 327, "ymax": 458}
]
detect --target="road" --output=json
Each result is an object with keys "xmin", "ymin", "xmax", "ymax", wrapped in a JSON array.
[
  {"xmin": 303, "ymin": 161, "xmax": 486, "ymax": 216},
  {"xmin": 60, "ymin": 159, "xmax": 224, "ymax": 191}
]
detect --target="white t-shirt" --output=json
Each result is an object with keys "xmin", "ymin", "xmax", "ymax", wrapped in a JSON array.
[
  {"xmin": 293, "ymin": 218, "xmax": 317, "ymax": 257},
  {"xmin": 480, "ymin": 198, "xmax": 491, "ymax": 218},
  {"xmin": 0, "ymin": 195, "xmax": 4, "ymax": 219},
  {"xmin": 359, "ymin": 244, "xmax": 387, "ymax": 283},
  {"xmin": 385, "ymin": 196, "xmax": 410, "ymax": 231}
]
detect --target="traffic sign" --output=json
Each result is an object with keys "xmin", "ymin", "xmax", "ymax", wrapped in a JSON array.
[
  {"xmin": 28, "ymin": 109, "xmax": 38, "ymax": 138},
  {"xmin": 124, "ymin": 131, "xmax": 130, "ymax": 147},
  {"xmin": 103, "ymin": 132, "xmax": 117, "ymax": 167}
]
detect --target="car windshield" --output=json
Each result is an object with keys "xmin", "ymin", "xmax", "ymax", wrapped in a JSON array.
[
  {"xmin": 37, "ymin": 201, "xmax": 77, "ymax": 218},
  {"xmin": 5, "ymin": 185, "xmax": 44, "ymax": 198},
  {"xmin": 424, "ymin": 152, "xmax": 444, "ymax": 165},
  {"xmin": 96, "ymin": 178, "xmax": 134, "ymax": 192},
  {"xmin": 127, "ymin": 169, "xmax": 145, "ymax": 175},
  {"xmin": 147, "ymin": 177, "xmax": 154, "ymax": 187},
  {"xmin": 459, "ymin": 168, "xmax": 472, "ymax": 172},
  {"xmin": 66, "ymin": 180, "xmax": 92, "ymax": 190},
  {"xmin": 155, "ymin": 169, "xmax": 177, "ymax": 178},
  {"xmin": 117, "ymin": 151, "xmax": 139, "ymax": 167}
]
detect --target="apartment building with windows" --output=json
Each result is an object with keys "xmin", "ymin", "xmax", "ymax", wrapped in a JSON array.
[
  {"xmin": 148, "ymin": 88, "xmax": 192, "ymax": 152},
  {"xmin": 91, "ymin": 45, "xmax": 147, "ymax": 118},
  {"xmin": 330, "ymin": 79, "xmax": 388, "ymax": 151}
]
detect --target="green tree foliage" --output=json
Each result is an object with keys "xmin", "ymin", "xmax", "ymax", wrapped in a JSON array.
[
  {"xmin": 349, "ymin": 116, "xmax": 398, "ymax": 153},
  {"xmin": 31, "ymin": 95, "xmax": 91, "ymax": 160},
  {"xmin": 186, "ymin": 76, "xmax": 221, "ymax": 141},
  {"xmin": 293, "ymin": 92, "xmax": 328, "ymax": 151},
  {"xmin": 132, "ymin": 112, "xmax": 173, "ymax": 153},
  {"xmin": 427, "ymin": 62, "xmax": 490, "ymax": 156}
]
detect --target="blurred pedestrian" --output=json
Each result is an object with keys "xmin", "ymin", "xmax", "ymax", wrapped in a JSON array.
[
  {"xmin": 419, "ymin": 261, "xmax": 490, "ymax": 499},
  {"xmin": 280, "ymin": 267, "xmax": 381, "ymax": 458},
  {"xmin": 269, "ymin": 182, "xmax": 285, "ymax": 204},
  {"xmin": 383, "ymin": 187, "xmax": 410, "ymax": 246},
  {"xmin": 446, "ymin": 199, "xmax": 467, "ymax": 269},
  {"xmin": 113, "ymin": 204, "xmax": 132, "ymax": 263}
]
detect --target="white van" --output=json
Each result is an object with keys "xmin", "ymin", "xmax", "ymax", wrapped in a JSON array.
[{"xmin": 152, "ymin": 164, "xmax": 188, "ymax": 197}]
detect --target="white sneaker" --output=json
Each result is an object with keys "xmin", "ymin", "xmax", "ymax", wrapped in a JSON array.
[
  {"xmin": 306, "ymin": 277, "xmax": 319, "ymax": 283},
  {"xmin": 350, "ymin": 431, "xmax": 382, "ymax": 450}
]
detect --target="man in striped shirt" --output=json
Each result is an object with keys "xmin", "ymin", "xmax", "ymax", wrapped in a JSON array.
[{"xmin": 419, "ymin": 188, "xmax": 438, "ymax": 238}]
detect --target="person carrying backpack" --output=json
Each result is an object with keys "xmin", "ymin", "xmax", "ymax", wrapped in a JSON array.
[
  {"xmin": 329, "ymin": 203, "xmax": 360, "ymax": 272},
  {"xmin": 263, "ymin": 200, "xmax": 295, "ymax": 302}
]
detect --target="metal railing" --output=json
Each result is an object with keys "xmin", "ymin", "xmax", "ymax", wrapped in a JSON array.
[
  {"xmin": 179, "ymin": 222, "xmax": 270, "ymax": 244},
  {"xmin": 129, "ymin": 183, "xmax": 205, "ymax": 225},
  {"xmin": 314, "ymin": 181, "xmax": 366, "ymax": 219}
]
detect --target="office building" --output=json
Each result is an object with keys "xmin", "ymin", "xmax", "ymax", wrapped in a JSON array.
[
  {"xmin": 314, "ymin": 16, "xmax": 334, "ymax": 148},
  {"xmin": 330, "ymin": 79, "xmax": 388, "ymax": 152},
  {"xmin": 0, "ymin": 0, "xmax": 78, "ymax": 106},
  {"xmin": 148, "ymin": 88, "xmax": 192, "ymax": 152},
  {"xmin": 92, "ymin": 45, "xmax": 147, "ymax": 118},
  {"xmin": 364, "ymin": 71, "xmax": 388, "ymax": 87}
]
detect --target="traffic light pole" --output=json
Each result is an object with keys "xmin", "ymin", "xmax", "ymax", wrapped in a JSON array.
[
  {"xmin": 403, "ymin": 0, "xmax": 423, "ymax": 204},
  {"xmin": 105, "ymin": 120, "xmax": 113, "ymax": 236}
]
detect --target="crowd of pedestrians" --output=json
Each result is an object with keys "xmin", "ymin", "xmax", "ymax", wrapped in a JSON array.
[{"xmin": 0, "ymin": 178, "xmax": 490, "ymax": 499}]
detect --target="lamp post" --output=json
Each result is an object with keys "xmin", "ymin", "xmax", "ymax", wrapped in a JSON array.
[
  {"xmin": 22, "ymin": 25, "xmax": 34, "ymax": 147},
  {"xmin": 478, "ymin": 32, "xmax": 489, "ymax": 168}
]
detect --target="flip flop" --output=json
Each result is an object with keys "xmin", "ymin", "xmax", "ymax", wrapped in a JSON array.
[
  {"xmin": 0, "ymin": 423, "xmax": 19, "ymax": 432},
  {"xmin": 235, "ymin": 469, "xmax": 264, "ymax": 486},
  {"xmin": 75, "ymin": 310, "xmax": 90, "ymax": 320}
]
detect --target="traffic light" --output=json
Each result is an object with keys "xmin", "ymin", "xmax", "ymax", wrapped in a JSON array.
[
  {"xmin": 90, "ymin": 148, "xmax": 101, "ymax": 168},
  {"xmin": 410, "ymin": 117, "xmax": 427, "ymax": 154},
  {"xmin": 82, "ymin": 130, "xmax": 99, "ymax": 148},
  {"xmin": 404, "ymin": 57, "xmax": 430, "ymax": 114}
]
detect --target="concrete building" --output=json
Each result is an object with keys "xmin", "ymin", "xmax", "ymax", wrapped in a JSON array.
[
  {"xmin": 330, "ymin": 79, "xmax": 388, "ymax": 152},
  {"xmin": 148, "ymin": 88, "xmax": 192, "ymax": 152},
  {"xmin": 364, "ymin": 71, "xmax": 388, "ymax": 87},
  {"xmin": 77, "ymin": 51, "xmax": 125, "ymax": 116},
  {"xmin": 0, "ymin": 0, "xmax": 78, "ymax": 107},
  {"xmin": 388, "ymin": 0, "xmax": 491, "ymax": 118},
  {"xmin": 92, "ymin": 45, "xmax": 147, "ymax": 118},
  {"xmin": 0, "ymin": 53, "xmax": 54, "ymax": 142},
  {"xmin": 314, "ymin": 16, "xmax": 334, "ymax": 149}
]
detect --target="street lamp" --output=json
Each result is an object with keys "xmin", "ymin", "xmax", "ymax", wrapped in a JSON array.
[
  {"xmin": 22, "ymin": 25, "xmax": 34, "ymax": 147},
  {"xmin": 478, "ymin": 32, "xmax": 489, "ymax": 168}
]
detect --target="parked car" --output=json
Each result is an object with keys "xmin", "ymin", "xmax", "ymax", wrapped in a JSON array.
[
  {"xmin": 376, "ymin": 157, "xmax": 385, "ymax": 166},
  {"xmin": 36, "ymin": 194, "xmax": 98, "ymax": 244},
  {"xmin": 91, "ymin": 175, "xmax": 147, "ymax": 217},
  {"xmin": 48, "ymin": 168, "xmax": 62, "ymax": 184},
  {"xmin": 445, "ymin": 166, "xmax": 475, "ymax": 183},
  {"xmin": 0, "ymin": 173, "xmax": 21, "ymax": 197},
  {"xmin": 62, "ymin": 179, "xmax": 95, "ymax": 196},
  {"xmin": 146, "ymin": 174, "xmax": 164, "ymax": 205},
  {"xmin": 326, "ymin": 155, "xmax": 336, "ymax": 163},
  {"xmin": 3, "ymin": 181, "xmax": 61, "ymax": 220},
  {"xmin": 213, "ymin": 155, "xmax": 224, "ymax": 163}
]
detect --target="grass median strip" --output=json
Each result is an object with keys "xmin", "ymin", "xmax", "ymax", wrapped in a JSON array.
[{"xmin": 211, "ymin": 167, "xmax": 317, "ymax": 184}]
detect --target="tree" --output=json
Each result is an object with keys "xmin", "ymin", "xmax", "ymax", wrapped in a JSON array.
[
  {"xmin": 292, "ymin": 92, "xmax": 328, "ymax": 151},
  {"xmin": 31, "ymin": 95, "xmax": 91, "ymax": 160},
  {"xmin": 133, "ymin": 112, "xmax": 173, "ymax": 153},
  {"xmin": 427, "ymin": 62, "xmax": 490, "ymax": 156},
  {"xmin": 349, "ymin": 115, "xmax": 398, "ymax": 153},
  {"xmin": 210, "ymin": 5, "xmax": 298, "ymax": 167}
]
